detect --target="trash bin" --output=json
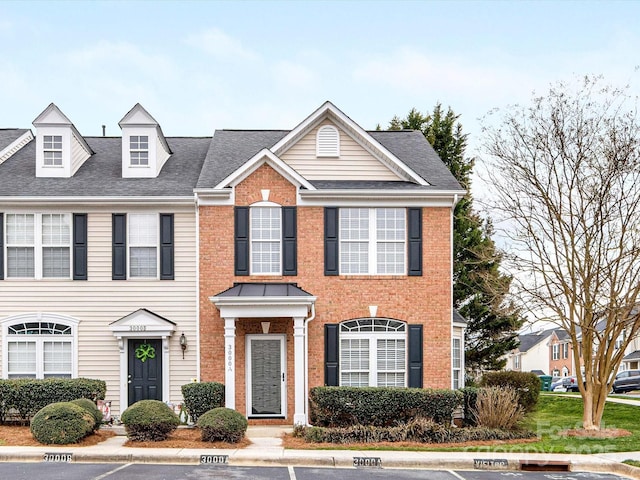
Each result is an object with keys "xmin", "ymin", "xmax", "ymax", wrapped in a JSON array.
[{"xmin": 539, "ymin": 375, "xmax": 552, "ymax": 391}]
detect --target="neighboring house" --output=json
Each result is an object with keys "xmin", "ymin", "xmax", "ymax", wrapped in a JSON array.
[
  {"xmin": 548, "ymin": 329, "xmax": 573, "ymax": 377},
  {"xmin": 0, "ymin": 104, "xmax": 204, "ymax": 415},
  {"xmin": 506, "ymin": 328, "xmax": 555, "ymax": 375},
  {"xmin": 195, "ymin": 102, "xmax": 466, "ymax": 425}
]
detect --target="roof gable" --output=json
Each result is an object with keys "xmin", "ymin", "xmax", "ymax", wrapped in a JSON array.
[
  {"xmin": 271, "ymin": 101, "xmax": 428, "ymax": 186},
  {"xmin": 214, "ymin": 148, "xmax": 315, "ymax": 190},
  {"xmin": 32, "ymin": 103, "xmax": 73, "ymax": 126}
]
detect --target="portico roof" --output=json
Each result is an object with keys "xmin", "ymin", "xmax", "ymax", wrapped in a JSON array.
[{"xmin": 210, "ymin": 283, "xmax": 316, "ymax": 318}]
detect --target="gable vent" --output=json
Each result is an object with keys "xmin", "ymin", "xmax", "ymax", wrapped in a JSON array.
[{"xmin": 316, "ymin": 125, "xmax": 340, "ymax": 157}]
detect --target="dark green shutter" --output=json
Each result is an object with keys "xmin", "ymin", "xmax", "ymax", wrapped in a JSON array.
[
  {"xmin": 159, "ymin": 214, "xmax": 174, "ymax": 280},
  {"xmin": 112, "ymin": 214, "xmax": 127, "ymax": 280},
  {"xmin": 408, "ymin": 208, "xmax": 423, "ymax": 276},
  {"xmin": 324, "ymin": 207, "xmax": 339, "ymax": 276},
  {"xmin": 234, "ymin": 207, "xmax": 249, "ymax": 276},
  {"xmin": 325, "ymin": 324, "xmax": 339, "ymax": 386},
  {"xmin": 72, "ymin": 214, "xmax": 88, "ymax": 280},
  {"xmin": 282, "ymin": 206, "xmax": 297, "ymax": 276},
  {"xmin": 408, "ymin": 324, "xmax": 423, "ymax": 388},
  {"xmin": 0, "ymin": 213, "xmax": 3, "ymax": 280}
]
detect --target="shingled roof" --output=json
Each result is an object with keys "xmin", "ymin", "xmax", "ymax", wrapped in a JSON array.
[
  {"xmin": 196, "ymin": 129, "xmax": 463, "ymax": 192},
  {"xmin": 0, "ymin": 136, "xmax": 210, "ymax": 197}
]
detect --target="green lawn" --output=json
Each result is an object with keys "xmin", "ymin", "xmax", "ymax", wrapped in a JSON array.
[
  {"xmin": 295, "ymin": 395, "xmax": 640, "ymax": 453},
  {"xmin": 474, "ymin": 395, "xmax": 640, "ymax": 454}
]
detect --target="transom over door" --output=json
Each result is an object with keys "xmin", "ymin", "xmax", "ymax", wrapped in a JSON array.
[
  {"xmin": 128, "ymin": 338, "xmax": 162, "ymax": 406},
  {"xmin": 247, "ymin": 335, "xmax": 286, "ymax": 418}
]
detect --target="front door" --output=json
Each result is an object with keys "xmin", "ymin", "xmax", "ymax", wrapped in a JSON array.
[
  {"xmin": 247, "ymin": 335, "xmax": 286, "ymax": 418},
  {"xmin": 128, "ymin": 338, "xmax": 162, "ymax": 405}
]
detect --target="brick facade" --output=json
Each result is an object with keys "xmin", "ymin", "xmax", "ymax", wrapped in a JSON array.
[{"xmin": 199, "ymin": 164, "xmax": 453, "ymax": 424}]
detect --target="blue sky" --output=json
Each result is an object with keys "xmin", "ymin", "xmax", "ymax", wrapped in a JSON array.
[{"xmin": 1, "ymin": 0, "xmax": 639, "ymax": 164}]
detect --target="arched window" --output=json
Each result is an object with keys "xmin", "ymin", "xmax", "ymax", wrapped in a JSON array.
[
  {"xmin": 339, "ymin": 318, "xmax": 406, "ymax": 387},
  {"xmin": 2, "ymin": 314, "xmax": 78, "ymax": 379},
  {"xmin": 316, "ymin": 125, "xmax": 340, "ymax": 157}
]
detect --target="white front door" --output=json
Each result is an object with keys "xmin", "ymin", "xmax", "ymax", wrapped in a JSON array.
[{"xmin": 246, "ymin": 335, "xmax": 286, "ymax": 418}]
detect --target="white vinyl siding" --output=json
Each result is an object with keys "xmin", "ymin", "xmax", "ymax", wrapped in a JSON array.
[
  {"xmin": 339, "ymin": 208, "xmax": 405, "ymax": 275},
  {"xmin": 5, "ymin": 213, "xmax": 71, "ymax": 279},
  {"xmin": 0, "ymin": 209, "xmax": 198, "ymax": 415},
  {"xmin": 339, "ymin": 319, "xmax": 406, "ymax": 387},
  {"xmin": 280, "ymin": 120, "xmax": 402, "ymax": 181},
  {"xmin": 250, "ymin": 207, "xmax": 281, "ymax": 275},
  {"xmin": 129, "ymin": 214, "xmax": 158, "ymax": 278}
]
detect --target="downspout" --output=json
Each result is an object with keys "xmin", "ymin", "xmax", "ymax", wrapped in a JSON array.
[
  {"xmin": 451, "ymin": 194, "xmax": 458, "ymax": 389},
  {"xmin": 304, "ymin": 302, "xmax": 316, "ymax": 425},
  {"xmin": 195, "ymin": 193, "xmax": 201, "ymax": 382}
]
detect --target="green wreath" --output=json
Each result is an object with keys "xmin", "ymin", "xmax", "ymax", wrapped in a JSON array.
[{"xmin": 135, "ymin": 343, "xmax": 156, "ymax": 363}]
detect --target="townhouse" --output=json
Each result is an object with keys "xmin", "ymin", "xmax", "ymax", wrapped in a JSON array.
[{"xmin": 0, "ymin": 101, "xmax": 465, "ymax": 423}]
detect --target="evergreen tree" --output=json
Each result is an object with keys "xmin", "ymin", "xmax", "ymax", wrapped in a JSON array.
[{"xmin": 386, "ymin": 105, "xmax": 523, "ymax": 373}]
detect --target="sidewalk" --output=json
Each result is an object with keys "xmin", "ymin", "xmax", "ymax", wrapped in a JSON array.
[{"xmin": 1, "ymin": 425, "xmax": 640, "ymax": 479}]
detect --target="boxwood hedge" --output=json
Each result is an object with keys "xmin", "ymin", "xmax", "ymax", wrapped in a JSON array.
[
  {"xmin": 0, "ymin": 378, "xmax": 106, "ymax": 423},
  {"xmin": 30, "ymin": 402, "xmax": 94, "ymax": 445},
  {"xmin": 479, "ymin": 371, "xmax": 541, "ymax": 412},
  {"xmin": 181, "ymin": 382, "xmax": 224, "ymax": 423},
  {"xmin": 309, "ymin": 387, "xmax": 462, "ymax": 427}
]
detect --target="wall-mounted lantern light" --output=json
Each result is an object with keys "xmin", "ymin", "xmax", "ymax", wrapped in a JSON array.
[{"xmin": 180, "ymin": 332, "xmax": 187, "ymax": 359}]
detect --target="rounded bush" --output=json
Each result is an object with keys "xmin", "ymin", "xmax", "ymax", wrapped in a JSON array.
[
  {"xmin": 71, "ymin": 398, "xmax": 102, "ymax": 432},
  {"xmin": 121, "ymin": 400, "xmax": 179, "ymax": 441},
  {"xmin": 30, "ymin": 402, "xmax": 93, "ymax": 444},
  {"xmin": 197, "ymin": 407, "xmax": 247, "ymax": 443}
]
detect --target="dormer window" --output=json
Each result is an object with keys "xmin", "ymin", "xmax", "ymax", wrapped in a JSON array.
[
  {"xmin": 43, "ymin": 135, "xmax": 62, "ymax": 166},
  {"xmin": 130, "ymin": 135, "xmax": 149, "ymax": 166},
  {"xmin": 316, "ymin": 125, "xmax": 340, "ymax": 157}
]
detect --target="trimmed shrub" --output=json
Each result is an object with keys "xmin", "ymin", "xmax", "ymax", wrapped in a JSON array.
[
  {"xmin": 309, "ymin": 387, "xmax": 462, "ymax": 427},
  {"xmin": 480, "ymin": 371, "xmax": 540, "ymax": 412},
  {"xmin": 181, "ymin": 382, "xmax": 224, "ymax": 423},
  {"xmin": 460, "ymin": 387, "xmax": 479, "ymax": 427},
  {"xmin": 30, "ymin": 402, "xmax": 93, "ymax": 445},
  {"xmin": 472, "ymin": 387, "xmax": 525, "ymax": 430},
  {"xmin": 295, "ymin": 417, "xmax": 535, "ymax": 444},
  {"xmin": 0, "ymin": 378, "xmax": 106, "ymax": 423},
  {"xmin": 71, "ymin": 398, "xmax": 103, "ymax": 432},
  {"xmin": 121, "ymin": 400, "xmax": 179, "ymax": 441},
  {"xmin": 197, "ymin": 407, "xmax": 247, "ymax": 443}
]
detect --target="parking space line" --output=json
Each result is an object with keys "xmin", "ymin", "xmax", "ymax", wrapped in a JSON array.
[
  {"xmin": 288, "ymin": 465, "xmax": 297, "ymax": 480},
  {"xmin": 448, "ymin": 470, "xmax": 466, "ymax": 480},
  {"xmin": 91, "ymin": 463, "xmax": 132, "ymax": 480}
]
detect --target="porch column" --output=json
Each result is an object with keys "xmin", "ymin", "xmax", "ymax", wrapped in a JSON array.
[
  {"xmin": 224, "ymin": 317, "xmax": 236, "ymax": 410},
  {"xmin": 293, "ymin": 316, "xmax": 306, "ymax": 425}
]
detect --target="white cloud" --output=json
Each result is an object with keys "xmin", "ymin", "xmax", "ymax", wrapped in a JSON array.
[{"xmin": 184, "ymin": 28, "xmax": 257, "ymax": 61}]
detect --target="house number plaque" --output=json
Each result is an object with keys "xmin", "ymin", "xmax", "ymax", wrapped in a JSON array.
[
  {"xmin": 44, "ymin": 453, "xmax": 72, "ymax": 462},
  {"xmin": 200, "ymin": 454, "xmax": 229, "ymax": 464},
  {"xmin": 353, "ymin": 456, "xmax": 382, "ymax": 468}
]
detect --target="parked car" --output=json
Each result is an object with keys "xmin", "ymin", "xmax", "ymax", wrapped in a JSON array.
[
  {"xmin": 612, "ymin": 370, "xmax": 640, "ymax": 394},
  {"xmin": 550, "ymin": 376, "xmax": 564, "ymax": 391},
  {"xmin": 562, "ymin": 375, "xmax": 583, "ymax": 392}
]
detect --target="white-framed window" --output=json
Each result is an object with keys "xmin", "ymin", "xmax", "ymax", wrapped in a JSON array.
[
  {"xmin": 2, "ymin": 315, "xmax": 78, "ymax": 379},
  {"xmin": 339, "ymin": 208, "xmax": 406, "ymax": 275},
  {"xmin": 561, "ymin": 366, "xmax": 569, "ymax": 377},
  {"xmin": 562, "ymin": 342, "xmax": 569, "ymax": 358},
  {"xmin": 552, "ymin": 344, "xmax": 559, "ymax": 360},
  {"xmin": 452, "ymin": 337, "xmax": 462, "ymax": 389},
  {"xmin": 339, "ymin": 318, "xmax": 406, "ymax": 387},
  {"xmin": 316, "ymin": 125, "xmax": 340, "ymax": 157},
  {"xmin": 514, "ymin": 354, "xmax": 520, "ymax": 369},
  {"xmin": 4, "ymin": 213, "xmax": 71, "ymax": 279},
  {"xmin": 128, "ymin": 213, "xmax": 158, "ymax": 278},
  {"xmin": 250, "ymin": 206, "xmax": 281, "ymax": 275},
  {"xmin": 43, "ymin": 135, "xmax": 63, "ymax": 166},
  {"xmin": 130, "ymin": 135, "xmax": 149, "ymax": 166}
]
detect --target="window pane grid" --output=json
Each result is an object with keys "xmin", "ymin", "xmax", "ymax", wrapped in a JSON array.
[
  {"xmin": 7, "ymin": 247, "xmax": 35, "ymax": 277},
  {"xmin": 128, "ymin": 214, "xmax": 158, "ymax": 278},
  {"xmin": 6, "ymin": 214, "xmax": 34, "ymax": 245},
  {"xmin": 340, "ymin": 208, "xmax": 406, "ymax": 275},
  {"xmin": 340, "ymin": 338, "xmax": 369, "ymax": 387},
  {"xmin": 8, "ymin": 342, "xmax": 36, "ymax": 376},
  {"xmin": 130, "ymin": 247, "xmax": 157, "ymax": 277},
  {"xmin": 44, "ymin": 341, "xmax": 72, "ymax": 375},
  {"xmin": 43, "ymin": 136, "xmax": 63, "ymax": 166},
  {"xmin": 250, "ymin": 207, "xmax": 281, "ymax": 274}
]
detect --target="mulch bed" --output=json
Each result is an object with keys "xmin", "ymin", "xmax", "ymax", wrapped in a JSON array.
[{"xmin": 0, "ymin": 426, "xmax": 116, "ymax": 446}]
